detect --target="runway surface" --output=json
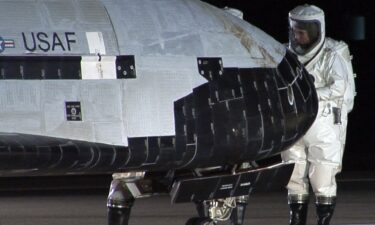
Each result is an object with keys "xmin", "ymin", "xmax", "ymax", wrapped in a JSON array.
[{"xmin": 0, "ymin": 172, "xmax": 374, "ymax": 225}]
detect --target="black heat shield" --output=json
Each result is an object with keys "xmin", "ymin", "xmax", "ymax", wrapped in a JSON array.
[
  {"xmin": 170, "ymin": 163, "xmax": 295, "ymax": 203},
  {"xmin": 0, "ymin": 50, "xmax": 317, "ymax": 176},
  {"xmin": 172, "ymin": 50, "xmax": 318, "ymax": 169}
]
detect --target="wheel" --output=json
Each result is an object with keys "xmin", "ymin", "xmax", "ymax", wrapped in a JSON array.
[{"xmin": 185, "ymin": 217, "xmax": 215, "ymax": 225}]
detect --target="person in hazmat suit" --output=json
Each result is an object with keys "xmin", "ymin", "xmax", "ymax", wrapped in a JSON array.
[{"xmin": 281, "ymin": 4, "xmax": 356, "ymax": 225}]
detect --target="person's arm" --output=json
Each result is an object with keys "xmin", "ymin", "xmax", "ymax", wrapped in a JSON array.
[{"xmin": 316, "ymin": 53, "xmax": 347, "ymax": 101}]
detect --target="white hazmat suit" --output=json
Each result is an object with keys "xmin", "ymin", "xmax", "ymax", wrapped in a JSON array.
[{"xmin": 281, "ymin": 4, "xmax": 356, "ymax": 225}]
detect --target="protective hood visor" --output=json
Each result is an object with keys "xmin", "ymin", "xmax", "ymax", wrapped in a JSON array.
[{"xmin": 289, "ymin": 19, "xmax": 321, "ymax": 55}]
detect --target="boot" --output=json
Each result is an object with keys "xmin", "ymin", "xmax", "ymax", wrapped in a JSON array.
[
  {"xmin": 289, "ymin": 203, "xmax": 308, "ymax": 225},
  {"xmin": 288, "ymin": 194, "xmax": 309, "ymax": 225},
  {"xmin": 316, "ymin": 196, "xmax": 336, "ymax": 225},
  {"xmin": 230, "ymin": 202, "xmax": 247, "ymax": 225}
]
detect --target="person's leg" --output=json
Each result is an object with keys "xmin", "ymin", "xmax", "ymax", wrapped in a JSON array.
[
  {"xmin": 307, "ymin": 114, "xmax": 342, "ymax": 225},
  {"xmin": 281, "ymin": 141, "xmax": 309, "ymax": 225},
  {"xmin": 309, "ymin": 163, "xmax": 339, "ymax": 225}
]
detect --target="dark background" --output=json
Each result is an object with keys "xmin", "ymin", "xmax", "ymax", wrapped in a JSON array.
[{"xmin": 203, "ymin": 0, "xmax": 375, "ymax": 172}]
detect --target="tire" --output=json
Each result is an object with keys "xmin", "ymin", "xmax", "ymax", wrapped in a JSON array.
[{"xmin": 185, "ymin": 217, "xmax": 214, "ymax": 225}]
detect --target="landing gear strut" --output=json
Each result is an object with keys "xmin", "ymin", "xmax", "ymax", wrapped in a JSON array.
[
  {"xmin": 107, "ymin": 172, "xmax": 151, "ymax": 225},
  {"xmin": 107, "ymin": 178, "xmax": 135, "ymax": 225}
]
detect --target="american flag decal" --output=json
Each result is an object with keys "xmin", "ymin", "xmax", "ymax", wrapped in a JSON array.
[
  {"xmin": 4, "ymin": 39, "xmax": 15, "ymax": 48},
  {"xmin": 0, "ymin": 37, "xmax": 15, "ymax": 53}
]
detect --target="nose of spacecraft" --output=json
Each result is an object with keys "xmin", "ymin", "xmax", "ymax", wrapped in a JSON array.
[{"xmin": 173, "ymin": 50, "xmax": 318, "ymax": 168}]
